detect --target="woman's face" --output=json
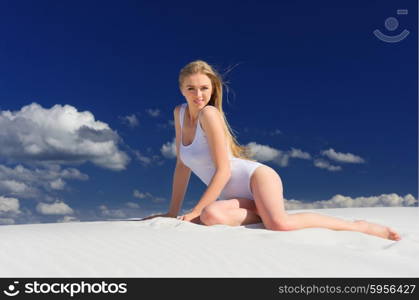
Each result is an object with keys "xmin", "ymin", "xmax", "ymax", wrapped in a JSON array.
[{"xmin": 181, "ymin": 73, "xmax": 213, "ymax": 109}]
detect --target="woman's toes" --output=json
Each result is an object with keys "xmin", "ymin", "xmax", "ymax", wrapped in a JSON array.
[
  {"xmin": 354, "ymin": 220, "xmax": 400, "ymax": 241},
  {"xmin": 389, "ymin": 228, "xmax": 401, "ymax": 241}
]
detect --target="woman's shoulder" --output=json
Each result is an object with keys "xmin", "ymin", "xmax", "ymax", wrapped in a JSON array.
[
  {"xmin": 199, "ymin": 105, "xmax": 224, "ymax": 134},
  {"xmin": 199, "ymin": 105, "xmax": 221, "ymax": 120},
  {"xmin": 173, "ymin": 103, "xmax": 186, "ymax": 114}
]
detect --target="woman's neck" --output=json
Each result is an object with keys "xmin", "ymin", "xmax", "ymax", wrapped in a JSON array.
[{"xmin": 187, "ymin": 106, "xmax": 200, "ymax": 124}]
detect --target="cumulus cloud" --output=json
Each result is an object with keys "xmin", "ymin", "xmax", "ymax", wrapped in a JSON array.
[
  {"xmin": 160, "ymin": 137, "xmax": 364, "ymax": 174},
  {"xmin": 246, "ymin": 142, "xmax": 310, "ymax": 167},
  {"xmin": 133, "ymin": 189, "xmax": 165, "ymax": 203},
  {"xmin": 132, "ymin": 150, "xmax": 153, "ymax": 165},
  {"xmin": 36, "ymin": 201, "xmax": 74, "ymax": 215},
  {"xmin": 133, "ymin": 189, "xmax": 152, "ymax": 199},
  {"xmin": 99, "ymin": 205, "xmax": 126, "ymax": 219},
  {"xmin": 0, "ymin": 198, "xmax": 39, "ymax": 225},
  {"xmin": 146, "ymin": 108, "xmax": 161, "ymax": 117},
  {"xmin": 0, "ymin": 164, "xmax": 88, "ymax": 200},
  {"xmin": 125, "ymin": 202, "xmax": 140, "ymax": 209},
  {"xmin": 0, "ymin": 180, "xmax": 29, "ymax": 194},
  {"xmin": 289, "ymin": 148, "xmax": 311, "ymax": 160},
  {"xmin": 0, "ymin": 205, "xmax": 40, "ymax": 225},
  {"xmin": 284, "ymin": 193, "xmax": 418, "ymax": 210},
  {"xmin": 0, "ymin": 196, "xmax": 20, "ymax": 214},
  {"xmin": 130, "ymin": 148, "xmax": 164, "ymax": 167},
  {"xmin": 0, "ymin": 218, "xmax": 15, "ymax": 225},
  {"xmin": 246, "ymin": 142, "xmax": 281, "ymax": 161},
  {"xmin": 57, "ymin": 215, "xmax": 80, "ymax": 223},
  {"xmin": 120, "ymin": 114, "xmax": 139, "ymax": 128},
  {"xmin": 313, "ymin": 159, "xmax": 342, "ymax": 172},
  {"xmin": 321, "ymin": 148, "xmax": 365, "ymax": 164},
  {"xmin": 0, "ymin": 103, "xmax": 130, "ymax": 170},
  {"xmin": 161, "ymin": 138, "xmax": 176, "ymax": 159},
  {"xmin": 50, "ymin": 178, "xmax": 65, "ymax": 190},
  {"xmin": 161, "ymin": 139, "xmax": 313, "ymax": 168}
]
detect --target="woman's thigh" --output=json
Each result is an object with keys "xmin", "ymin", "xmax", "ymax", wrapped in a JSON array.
[
  {"xmin": 210, "ymin": 197, "xmax": 258, "ymax": 213},
  {"xmin": 250, "ymin": 166, "xmax": 287, "ymax": 223}
]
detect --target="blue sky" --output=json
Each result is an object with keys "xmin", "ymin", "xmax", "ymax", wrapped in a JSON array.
[{"xmin": 0, "ymin": 0, "xmax": 417, "ymax": 225}]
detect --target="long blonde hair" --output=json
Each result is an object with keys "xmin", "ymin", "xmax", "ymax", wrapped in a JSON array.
[{"xmin": 178, "ymin": 60, "xmax": 256, "ymax": 161}]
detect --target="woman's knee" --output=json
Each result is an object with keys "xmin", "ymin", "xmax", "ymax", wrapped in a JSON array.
[
  {"xmin": 200, "ymin": 204, "xmax": 225, "ymax": 226},
  {"xmin": 265, "ymin": 217, "xmax": 293, "ymax": 231}
]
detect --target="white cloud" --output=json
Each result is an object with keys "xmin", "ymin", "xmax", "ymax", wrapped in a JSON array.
[
  {"xmin": 57, "ymin": 215, "xmax": 80, "ymax": 223},
  {"xmin": 0, "ymin": 103, "xmax": 130, "ymax": 170},
  {"xmin": 313, "ymin": 159, "xmax": 342, "ymax": 172},
  {"xmin": 289, "ymin": 148, "xmax": 311, "ymax": 160},
  {"xmin": 247, "ymin": 142, "xmax": 281, "ymax": 161},
  {"xmin": 133, "ymin": 150, "xmax": 152, "ymax": 165},
  {"xmin": 146, "ymin": 108, "xmax": 161, "ymax": 117},
  {"xmin": 284, "ymin": 193, "xmax": 418, "ymax": 210},
  {"xmin": 36, "ymin": 201, "xmax": 74, "ymax": 215},
  {"xmin": 131, "ymin": 149, "xmax": 163, "ymax": 167},
  {"xmin": 0, "ymin": 164, "xmax": 88, "ymax": 200},
  {"xmin": 132, "ymin": 189, "xmax": 164, "ymax": 203},
  {"xmin": 125, "ymin": 202, "xmax": 140, "ymax": 209},
  {"xmin": 161, "ymin": 139, "xmax": 311, "ymax": 168},
  {"xmin": 133, "ymin": 189, "xmax": 151, "ymax": 199},
  {"xmin": 161, "ymin": 138, "xmax": 176, "ymax": 159},
  {"xmin": 99, "ymin": 205, "xmax": 126, "ymax": 218},
  {"xmin": 246, "ymin": 142, "xmax": 308, "ymax": 167},
  {"xmin": 0, "ymin": 180, "xmax": 29, "ymax": 193},
  {"xmin": 50, "ymin": 178, "xmax": 65, "ymax": 190},
  {"xmin": 0, "ymin": 204, "xmax": 39, "ymax": 225},
  {"xmin": 120, "ymin": 114, "xmax": 139, "ymax": 128},
  {"xmin": 321, "ymin": 148, "xmax": 365, "ymax": 164},
  {"xmin": 0, "ymin": 218, "xmax": 15, "ymax": 225},
  {"xmin": 160, "ymin": 138, "xmax": 364, "ymax": 173},
  {"xmin": 0, "ymin": 196, "xmax": 20, "ymax": 213}
]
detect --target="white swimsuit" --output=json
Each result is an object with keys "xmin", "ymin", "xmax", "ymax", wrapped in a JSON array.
[{"xmin": 179, "ymin": 103, "xmax": 264, "ymax": 201}]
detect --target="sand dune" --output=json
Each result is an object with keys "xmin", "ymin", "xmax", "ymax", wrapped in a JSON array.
[{"xmin": 0, "ymin": 207, "xmax": 418, "ymax": 277}]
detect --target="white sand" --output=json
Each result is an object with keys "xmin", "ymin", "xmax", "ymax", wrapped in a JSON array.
[{"xmin": 0, "ymin": 207, "xmax": 418, "ymax": 277}]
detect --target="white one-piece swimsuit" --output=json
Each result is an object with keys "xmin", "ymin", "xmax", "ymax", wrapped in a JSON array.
[{"xmin": 179, "ymin": 103, "xmax": 264, "ymax": 201}]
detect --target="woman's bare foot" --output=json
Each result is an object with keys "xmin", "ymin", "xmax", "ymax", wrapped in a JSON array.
[{"xmin": 354, "ymin": 220, "xmax": 401, "ymax": 241}]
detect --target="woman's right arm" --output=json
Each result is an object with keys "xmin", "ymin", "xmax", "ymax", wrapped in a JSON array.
[
  {"xmin": 167, "ymin": 105, "xmax": 191, "ymax": 217},
  {"xmin": 141, "ymin": 105, "xmax": 191, "ymax": 221}
]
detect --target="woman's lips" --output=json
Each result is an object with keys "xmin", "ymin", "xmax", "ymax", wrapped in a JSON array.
[{"xmin": 194, "ymin": 99, "xmax": 204, "ymax": 104}]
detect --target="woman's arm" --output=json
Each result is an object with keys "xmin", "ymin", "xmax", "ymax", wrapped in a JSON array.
[
  {"xmin": 167, "ymin": 105, "xmax": 192, "ymax": 217},
  {"xmin": 189, "ymin": 106, "xmax": 231, "ymax": 214},
  {"xmin": 168, "ymin": 162, "xmax": 191, "ymax": 216}
]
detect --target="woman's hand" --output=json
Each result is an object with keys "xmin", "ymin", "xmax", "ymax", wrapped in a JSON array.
[
  {"xmin": 140, "ymin": 212, "xmax": 175, "ymax": 221},
  {"xmin": 178, "ymin": 209, "xmax": 201, "ymax": 224}
]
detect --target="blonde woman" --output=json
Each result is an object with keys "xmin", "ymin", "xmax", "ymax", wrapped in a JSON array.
[{"xmin": 142, "ymin": 60, "xmax": 400, "ymax": 241}]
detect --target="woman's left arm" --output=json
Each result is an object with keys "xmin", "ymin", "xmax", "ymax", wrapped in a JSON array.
[{"xmin": 182, "ymin": 106, "xmax": 231, "ymax": 220}]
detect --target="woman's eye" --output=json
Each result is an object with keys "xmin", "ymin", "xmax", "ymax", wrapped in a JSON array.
[{"xmin": 188, "ymin": 87, "xmax": 208, "ymax": 90}]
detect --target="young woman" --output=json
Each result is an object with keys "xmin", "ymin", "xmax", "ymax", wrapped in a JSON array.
[{"xmin": 142, "ymin": 60, "xmax": 401, "ymax": 241}]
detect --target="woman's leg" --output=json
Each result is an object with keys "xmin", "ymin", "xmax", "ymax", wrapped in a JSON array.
[
  {"xmin": 250, "ymin": 166, "xmax": 401, "ymax": 241},
  {"xmin": 200, "ymin": 198, "xmax": 262, "ymax": 226}
]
